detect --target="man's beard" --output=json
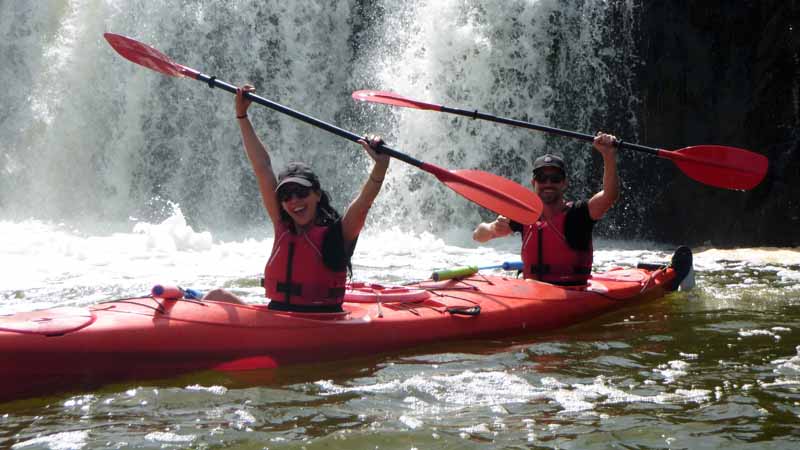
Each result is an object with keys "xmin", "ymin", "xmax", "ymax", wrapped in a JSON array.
[{"xmin": 537, "ymin": 189, "xmax": 562, "ymax": 205}]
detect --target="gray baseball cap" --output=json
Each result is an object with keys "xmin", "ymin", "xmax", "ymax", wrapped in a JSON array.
[
  {"xmin": 532, "ymin": 154, "xmax": 566, "ymax": 174},
  {"xmin": 275, "ymin": 162, "xmax": 320, "ymax": 191}
]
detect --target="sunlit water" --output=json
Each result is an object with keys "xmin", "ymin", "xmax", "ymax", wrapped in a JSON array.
[
  {"xmin": 2, "ymin": 0, "xmax": 797, "ymax": 448},
  {"xmin": 1, "ymin": 217, "xmax": 799, "ymax": 449}
]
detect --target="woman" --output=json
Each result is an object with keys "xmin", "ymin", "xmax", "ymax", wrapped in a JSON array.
[{"xmin": 204, "ymin": 84, "xmax": 390, "ymax": 312}]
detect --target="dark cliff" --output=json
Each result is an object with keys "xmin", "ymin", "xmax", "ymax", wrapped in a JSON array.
[{"xmin": 633, "ymin": 0, "xmax": 799, "ymax": 246}]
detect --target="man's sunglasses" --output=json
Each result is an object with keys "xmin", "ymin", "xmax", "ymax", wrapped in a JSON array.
[
  {"xmin": 534, "ymin": 172, "xmax": 565, "ymax": 184},
  {"xmin": 278, "ymin": 185, "xmax": 312, "ymax": 202}
]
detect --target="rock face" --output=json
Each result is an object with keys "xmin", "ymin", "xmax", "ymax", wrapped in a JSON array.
[{"xmin": 633, "ymin": 1, "xmax": 799, "ymax": 246}]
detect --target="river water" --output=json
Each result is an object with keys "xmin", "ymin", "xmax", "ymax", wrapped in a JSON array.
[
  {"xmin": 2, "ymin": 0, "xmax": 798, "ymax": 448},
  {"xmin": 1, "ymin": 217, "xmax": 799, "ymax": 449}
]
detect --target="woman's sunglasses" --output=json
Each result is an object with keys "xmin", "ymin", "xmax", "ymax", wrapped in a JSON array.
[
  {"xmin": 278, "ymin": 185, "xmax": 312, "ymax": 202},
  {"xmin": 534, "ymin": 172, "xmax": 565, "ymax": 184}
]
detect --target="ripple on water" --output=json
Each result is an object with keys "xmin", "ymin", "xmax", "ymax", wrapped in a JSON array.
[
  {"xmin": 10, "ymin": 430, "xmax": 90, "ymax": 450},
  {"xmin": 316, "ymin": 367, "xmax": 712, "ymax": 420},
  {"xmin": 143, "ymin": 431, "xmax": 197, "ymax": 444},
  {"xmin": 768, "ymin": 345, "xmax": 800, "ymax": 380},
  {"xmin": 653, "ymin": 360, "xmax": 690, "ymax": 384}
]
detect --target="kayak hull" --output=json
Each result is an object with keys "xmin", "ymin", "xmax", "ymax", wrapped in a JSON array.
[{"xmin": 0, "ymin": 264, "xmax": 682, "ymax": 401}]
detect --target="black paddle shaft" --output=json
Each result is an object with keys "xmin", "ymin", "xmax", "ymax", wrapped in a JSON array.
[
  {"xmin": 440, "ymin": 105, "xmax": 660, "ymax": 156},
  {"xmin": 194, "ymin": 73, "xmax": 427, "ymax": 167}
]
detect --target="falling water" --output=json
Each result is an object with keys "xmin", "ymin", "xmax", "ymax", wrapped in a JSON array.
[{"xmin": 1, "ymin": 0, "xmax": 637, "ymax": 235}]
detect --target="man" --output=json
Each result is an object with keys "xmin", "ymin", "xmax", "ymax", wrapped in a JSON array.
[{"xmin": 472, "ymin": 132, "xmax": 619, "ymax": 285}]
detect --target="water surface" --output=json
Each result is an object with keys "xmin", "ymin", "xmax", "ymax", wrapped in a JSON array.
[{"xmin": 1, "ymin": 218, "xmax": 798, "ymax": 449}]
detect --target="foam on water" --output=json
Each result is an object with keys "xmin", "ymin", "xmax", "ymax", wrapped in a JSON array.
[
  {"xmin": 697, "ymin": 248, "xmax": 800, "ymax": 267},
  {"xmin": 738, "ymin": 328, "xmax": 790, "ymax": 341},
  {"xmin": 0, "ymin": 210, "xmax": 519, "ymax": 313},
  {"xmin": 695, "ymin": 248, "xmax": 800, "ymax": 288},
  {"xmin": 316, "ymin": 368, "xmax": 711, "ymax": 417},
  {"xmin": 770, "ymin": 345, "xmax": 800, "ymax": 380},
  {"xmin": 143, "ymin": 432, "xmax": 196, "ymax": 444},
  {"xmin": 185, "ymin": 385, "xmax": 228, "ymax": 396},
  {"xmin": 11, "ymin": 430, "xmax": 89, "ymax": 450},
  {"xmin": 653, "ymin": 360, "xmax": 690, "ymax": 384},
  {"xmin": 0, "ymin": 209, "xmax": 266, "ymax": 313}
]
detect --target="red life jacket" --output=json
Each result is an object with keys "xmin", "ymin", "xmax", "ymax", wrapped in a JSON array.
[
  {"xmin": 521, "ymin": 206, "xmax": 593, "ymax": 285},
  {"xmin": 264, "ymin": 222, "xmax": 347, "ymax": 307}
]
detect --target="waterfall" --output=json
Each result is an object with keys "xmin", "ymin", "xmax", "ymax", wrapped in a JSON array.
[
  {"xmin": 357, "ymin": 0, "xmax": 641, "ymax": 232},
  {"xmin": 0, "ymin": 0, "xmax": 639, "ymax": 236}
]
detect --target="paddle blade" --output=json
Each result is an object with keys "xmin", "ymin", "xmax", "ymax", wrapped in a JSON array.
[
  {"xmin": 660, "ymin": 145, "xmax": 768, "ymax": 191},
  {"xmin": 104, "ymin": 33, "xmax": 198, "ymax": 79},
  {"xmin": 434, "ymin": 169, "xmax": 542, "ymax": 224},
  {"xmin": 352, "ymin": 90, "xmax": 443, "ymax": 111}
]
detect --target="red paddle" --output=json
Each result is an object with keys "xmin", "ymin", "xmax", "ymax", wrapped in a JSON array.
[
  {"xmin": 103, "ymin": 33, "xmax": 542, "ymax": 224},
  {"xmin": 353, "ymin": 90, "xmax": 769, "ymax": 191}
]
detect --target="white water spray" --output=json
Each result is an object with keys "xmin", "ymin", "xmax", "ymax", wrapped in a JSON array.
[{"xmin": 1, "ymin": 0, "xmax": 637, "ymax": 234}]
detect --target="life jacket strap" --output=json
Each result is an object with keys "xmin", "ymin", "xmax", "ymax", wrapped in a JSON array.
[
  {"xmin": 266, "ymin": 279, "xmax": 346, "ymax": 302},
  {"xmin": 327, "ymin": 287, "xmax": 346, "ymax": 298},
  {"xmin": 530, "ymin": 263, "xmax": 550, "ymax": 274},
  {"xmin": 276, "ymin": 282, "xmax": 302, "ymax": 297},
  {"xmin": 530, "ymin": 264, "xmax": 590, "ymax": 275}
]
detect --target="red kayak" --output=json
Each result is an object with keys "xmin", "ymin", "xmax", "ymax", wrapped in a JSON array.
[{"xmin": 0, "ymin": 247, "xmax": 692, "ymax": 402}]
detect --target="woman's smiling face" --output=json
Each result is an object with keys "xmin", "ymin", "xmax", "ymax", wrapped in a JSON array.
[{"xmin": 278, "ymin": 183, "xmax": 321, "ymax": 226}]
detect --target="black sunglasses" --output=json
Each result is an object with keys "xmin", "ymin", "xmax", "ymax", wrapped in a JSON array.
[
  {"xmin": 278, "ymin": 185, "xmax": 312, "ymax": 202},
  {"xmin": 534, "ymin": 172, "xmax": 565, "ymax": 184}
]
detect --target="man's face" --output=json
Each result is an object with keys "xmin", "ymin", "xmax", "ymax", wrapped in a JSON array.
[{"xmin": 532, "ymin": 168, "xmax": 567, "ymax": 205}]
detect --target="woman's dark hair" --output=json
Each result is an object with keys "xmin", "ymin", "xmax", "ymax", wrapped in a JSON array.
[{"xmin": 279, "ymin": 188, "xmax": 353, "ymax": 276}]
